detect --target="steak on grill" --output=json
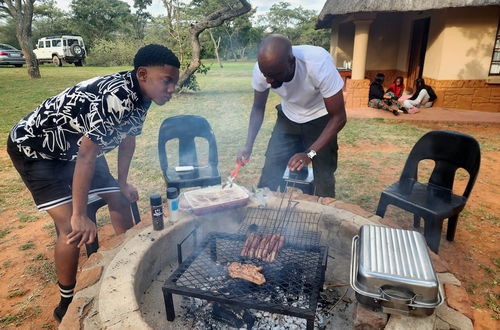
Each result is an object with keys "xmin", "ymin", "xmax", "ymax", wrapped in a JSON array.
[{"xmin": 227, "ymin": 262, "xmax": 266, "ymax": 285}]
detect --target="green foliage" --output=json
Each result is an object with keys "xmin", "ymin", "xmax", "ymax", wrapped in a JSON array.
[
  {"xmin": 32, "ymin": 0, "xmax": 73, "ymax": 41},
  {"xmin": 31, "ymin": 253, "xmax": 48, "ymax": 261},
  {"xmin": 18, "ymin": 241, "xmax": 35, "ymax": 250},
  {"xmin": 0, "ymin": 17, "xmax": 18, "ymax": 47},
  {"xmin": 0, "ymin": 306, "xmax": 41, "ymax": 327},
  {"xmin": 7, "ymin": 289, "xmax": 29, "ymax": 299},
  {"xmin": 257, "ymin": 1, "xmax": 329, "ymax": 49},
  {"xmin": 25, "ymin": 260, "xmax": 58, "ymax": 283},
  {"xmin": 0, "ymin": 227, "xmax": 11, "ymax": 239},
  {"xmin": 180, "ymin": 61, "xmax": 211, "ymax": 91},
  {"xmin": 19, "ymin": 214, "xmax": 38, "ymax": 223},
  {"xmin": 70, "ymin": 0, "xmax": 134, "ymax": 49},
  {"xmin": 86, "ymin": 38, "xmax": 143, "ymax": 67}
]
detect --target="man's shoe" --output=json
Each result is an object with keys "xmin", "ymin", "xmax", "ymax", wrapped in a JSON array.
[{"xmin": 392, "ymin": 110, "xmax": 399, "ymax": 116}]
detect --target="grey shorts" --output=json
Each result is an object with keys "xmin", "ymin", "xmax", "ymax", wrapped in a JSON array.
[{"xmin": 7, "ymin": 138, "xmax": 120, "ymax": 211}]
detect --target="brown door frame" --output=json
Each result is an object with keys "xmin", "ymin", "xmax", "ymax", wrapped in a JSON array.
[{"xmin": 407, "ymin": 17, "xmax": 431, "ymax": 90}]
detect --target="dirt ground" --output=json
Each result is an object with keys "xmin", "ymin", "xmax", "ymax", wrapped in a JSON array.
[{"xmin": 0, "ymin": 123, "xmax": 498, "ymax": 329}]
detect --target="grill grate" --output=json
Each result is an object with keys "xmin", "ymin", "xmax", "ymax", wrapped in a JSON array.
[
  {"xmin": 163, "ymin": 232, "xmax": 328, "ymax": 329},
  {"xmin": 238, "ymin": 207, "xmax": 322, "ymax": 248},
  {"xmin": 163, "ymin": 207, "xmax": 327, "ymax": 329}
]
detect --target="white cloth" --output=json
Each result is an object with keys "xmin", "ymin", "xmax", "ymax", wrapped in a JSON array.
[
  {"xmin": 403, "ymin": 89, "xmax": 433, "ymax": 109},
  {"xmin": 252, "ymin": 45, "xmax": 344, "ymax": 124}
]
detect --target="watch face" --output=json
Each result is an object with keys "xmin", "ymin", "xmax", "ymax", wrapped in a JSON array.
[{"xmin": 307, "ymin": 150, "xmax": 316, "ymax": 159}]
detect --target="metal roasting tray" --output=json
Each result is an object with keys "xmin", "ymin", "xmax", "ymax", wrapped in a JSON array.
[
  {"xmin": 350, "ymin": 225, "xmax": 443, "ymax": 316},
  {"xmin": 183, "ymin": 184, "xmax": 249, "ymax": 215}
]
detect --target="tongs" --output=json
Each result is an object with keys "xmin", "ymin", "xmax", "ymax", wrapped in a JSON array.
[{"xmin": 222, "ymin": 159, "xmax": 248, "ymax": 189}]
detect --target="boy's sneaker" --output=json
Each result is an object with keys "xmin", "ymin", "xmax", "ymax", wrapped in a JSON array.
[{"xmin": 53, "ymin": 305, "xmax": 68, "ymax": 323}]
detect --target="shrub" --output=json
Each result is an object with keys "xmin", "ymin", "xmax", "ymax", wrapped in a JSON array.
[{"xmin": 86, "ymin": 38, "xmax": 143, "ymax": 67}]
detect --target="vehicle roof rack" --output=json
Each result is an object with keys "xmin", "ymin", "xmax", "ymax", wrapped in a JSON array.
[{"xmin": 40, "ymin": 34, "xmax": 83, "ymax": 39}]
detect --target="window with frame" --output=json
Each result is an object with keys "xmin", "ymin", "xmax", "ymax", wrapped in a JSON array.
[
  {"xmin": 52, "ymin": 39, "xmax": 62, "ymax": 47},
  {"xmin": 489, "ymin": 21, "xmax": 500, "ymax": 75},
  {"xmin": 38, "ymin": 41, "xmax": 44, "ymax": 48},
  {"xmin": 45, "ymin": 41, "xmax": 50, "ymax": 47}
]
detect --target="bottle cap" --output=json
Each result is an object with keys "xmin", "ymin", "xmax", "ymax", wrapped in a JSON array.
[
  {"xmin": 166, "ymin": 187, "xmax": 179, "ymax": 199},
  {"xmin": 150, "ymin": 194, "xmax": 162, "ymax": 206}
]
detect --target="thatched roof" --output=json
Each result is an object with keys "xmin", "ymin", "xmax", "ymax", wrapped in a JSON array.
[{"xmin": 316, "ymin": 0, "xmax": 500, "ymax": 28}]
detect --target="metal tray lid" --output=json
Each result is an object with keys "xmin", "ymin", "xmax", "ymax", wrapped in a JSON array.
[{"xmin": 351, "ymin": 225, "xmax": 441, "ymax": 306}]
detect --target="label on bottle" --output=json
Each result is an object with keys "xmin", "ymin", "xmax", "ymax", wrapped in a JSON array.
[
  {"xmin": 151, "ymin": 205, "xmax": 164, "ymax": 231},
  {"xmin": 171, "ymin": 200, "xmax": 178, "ymax": 211}
]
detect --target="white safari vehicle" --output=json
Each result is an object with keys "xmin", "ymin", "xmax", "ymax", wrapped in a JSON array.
[{"xmin": 33, "ymin": 35, "xmax": 86, "ymax": 66}]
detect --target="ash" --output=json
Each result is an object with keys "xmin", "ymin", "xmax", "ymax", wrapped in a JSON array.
[{"xmin": 179, "ymin": 285, "xmax": 352, "ymax": 329}]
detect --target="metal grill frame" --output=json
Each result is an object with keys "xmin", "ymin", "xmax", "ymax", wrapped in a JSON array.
[
  {"xmin": 162, "ymin": 231, "xmax": 328, "ymax": 330},
  {"xmin": 239, "ymin": 207, "xmax": 322, "ymax": 248}
]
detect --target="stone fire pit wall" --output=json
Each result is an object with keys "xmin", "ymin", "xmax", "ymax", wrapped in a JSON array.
[{"xmin": 58, "ymin": 192, "xmax": 474, "ymax": 330}]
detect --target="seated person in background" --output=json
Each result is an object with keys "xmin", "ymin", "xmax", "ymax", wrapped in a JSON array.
[
  {"xmin": 387, "ymin": 76, "xmax": 405, "ymax": 99},
  {"xmin": 403, "ymin": 78, "xmax": 437, "ymax": 111},
  {"xmin": 397, "ymin": 87, "xmax": 416, "ymax": 113},
  {"xmin": 397, "ymin": 86, "xmax": 413, "ymax": 103},
  {"xmin": 368, "ymin": 73, "xmax": 402, "ymax": 116}
]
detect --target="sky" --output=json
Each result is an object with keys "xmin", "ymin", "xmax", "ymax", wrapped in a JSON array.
[{"xmin": 55, "ymin": 0, "xmax": 326, "ymax": 16}]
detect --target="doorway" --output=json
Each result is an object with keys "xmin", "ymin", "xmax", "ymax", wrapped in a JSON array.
[{"xmin": 407, "ymin": 18, "xmax": 431, "ymax": 90}]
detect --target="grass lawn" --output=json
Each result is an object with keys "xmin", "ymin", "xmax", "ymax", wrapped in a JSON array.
[{"xmin": 0, "ymin": 62, "xmax": 498, "ymax": 326}]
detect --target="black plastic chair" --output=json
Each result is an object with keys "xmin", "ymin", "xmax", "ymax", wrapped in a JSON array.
[
  {"xmin": 85, "ymin": 195, "xmax": 141, "ymax": 256},
  {"xmin": 158, "ymin": 115, "xmax": 221, "ymax": 190},
  {"xmin": 375, "ymin": 130, "xmax": 480, "ymax": 253}
]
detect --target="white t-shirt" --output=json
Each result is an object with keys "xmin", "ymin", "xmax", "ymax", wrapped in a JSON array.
[{"xmin": 252, "ymin": 45, "xmax": 344, "ymax": 124}]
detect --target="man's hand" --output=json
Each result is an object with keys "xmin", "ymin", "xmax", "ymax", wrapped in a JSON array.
[
  {"xmin": 236, "ymin": 147, "xmax": 252, "ymax": 164},
  {"xmin": 288, "ymin": 152, "xmax": 311, "ymax": 171},
  {"xmin": 67, "ymin": 214, "xmax": 97, "ymax": 248},
  {"xmin": 120, "ymin": 183, "xmax": 139, "ymax": 203}
]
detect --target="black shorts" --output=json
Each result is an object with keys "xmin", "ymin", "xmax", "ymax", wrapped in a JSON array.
[{"xmin": 7, "ymin": 138, "xmax": 120, "ymax": 211}]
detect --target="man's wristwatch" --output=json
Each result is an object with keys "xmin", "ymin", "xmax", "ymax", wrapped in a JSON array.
[{"xmin": 306, "ymin": 149, "xmax": 317, "ymax": 160}]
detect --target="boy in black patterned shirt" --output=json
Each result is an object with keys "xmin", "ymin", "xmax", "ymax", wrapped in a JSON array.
[{"xmin": 7, "ymin": 44, "xmax": 180, "ymax": 322}]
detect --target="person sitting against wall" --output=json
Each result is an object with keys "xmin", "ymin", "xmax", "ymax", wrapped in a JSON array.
[
  {"xmin": 368, "ymin": 73, "xmax": 402, "ymax": 116},
  {"xmin": 403, "ymin": 78, "xmax": 437, "ymax": 111},
  {"xmin": 387, "ymin": 76, "xmax": 405, "ymax": 99}
]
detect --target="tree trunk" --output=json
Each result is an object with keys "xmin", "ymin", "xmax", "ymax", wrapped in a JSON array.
[
  {"xmin": 239, "ymin": 46, "xmax": 246, "ymax": 60},
  {"xmin": 1, "ymin": 0, "xmax": 41, "ymax": 79},
  {"xmin": 17, "ymin": 31, "xmax": 40, "ymax": 79},
  {"xmin": 208, "ymin": 29, "xmax": 223, "ymax": 68},
  {"xmin": 176, "ymin": 0, "xmax": 251, "ymax": 89}
]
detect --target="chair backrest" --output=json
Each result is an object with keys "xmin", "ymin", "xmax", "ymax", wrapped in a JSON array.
[
  {"xmin": 400, "ymin": 130, "xmax": 480, "ymax": 197},
  {"xmin": 158, "ymin": 115, "xmax": 218, "ymax": 173}
]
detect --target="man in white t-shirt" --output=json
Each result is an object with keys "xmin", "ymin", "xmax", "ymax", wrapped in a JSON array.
[{"xmin": 237, "ymin": 34, "xmax": 346, "ymax": 197}]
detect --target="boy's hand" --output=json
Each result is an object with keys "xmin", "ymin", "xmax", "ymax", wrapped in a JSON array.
[
  {"xmin": 67, "ymin": 214, "xmax": 97, "ymax": 248},
  {"xmin": 120, "ymin": 183, "xmax": 139, "ymax": 202}
]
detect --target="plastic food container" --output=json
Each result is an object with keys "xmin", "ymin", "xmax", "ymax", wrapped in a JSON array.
[
  {"xmin": 183, "ymin": 184, "xmax": 249, "ymax": 215},
  {"xmin": 350, "ymin": 225, "xmax": 443, "ymax": 316}
]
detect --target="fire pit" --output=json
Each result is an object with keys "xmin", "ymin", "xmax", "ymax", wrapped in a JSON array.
[
  {"xmin": 60, "ymin": 192, "xmax": 474, "ymax": 330},
  {"xmin": 163, "ymin": 207, "xmax": 328, "ymax": 329}
]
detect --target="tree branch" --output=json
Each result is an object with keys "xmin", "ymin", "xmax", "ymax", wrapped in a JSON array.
[{"xmin": 177, "ymin": 0, "xmax": 251, "ymax": 88}]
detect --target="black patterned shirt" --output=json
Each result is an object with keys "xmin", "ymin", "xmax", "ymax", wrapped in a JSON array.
[{"xmin": 9, "ymin": 70, "xmax": 151, "ymax": 161}]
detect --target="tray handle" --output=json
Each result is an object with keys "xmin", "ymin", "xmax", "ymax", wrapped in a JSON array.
[{"xmin": 379, "ymin": 285, "xmax": 417, "ymax": 305}]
